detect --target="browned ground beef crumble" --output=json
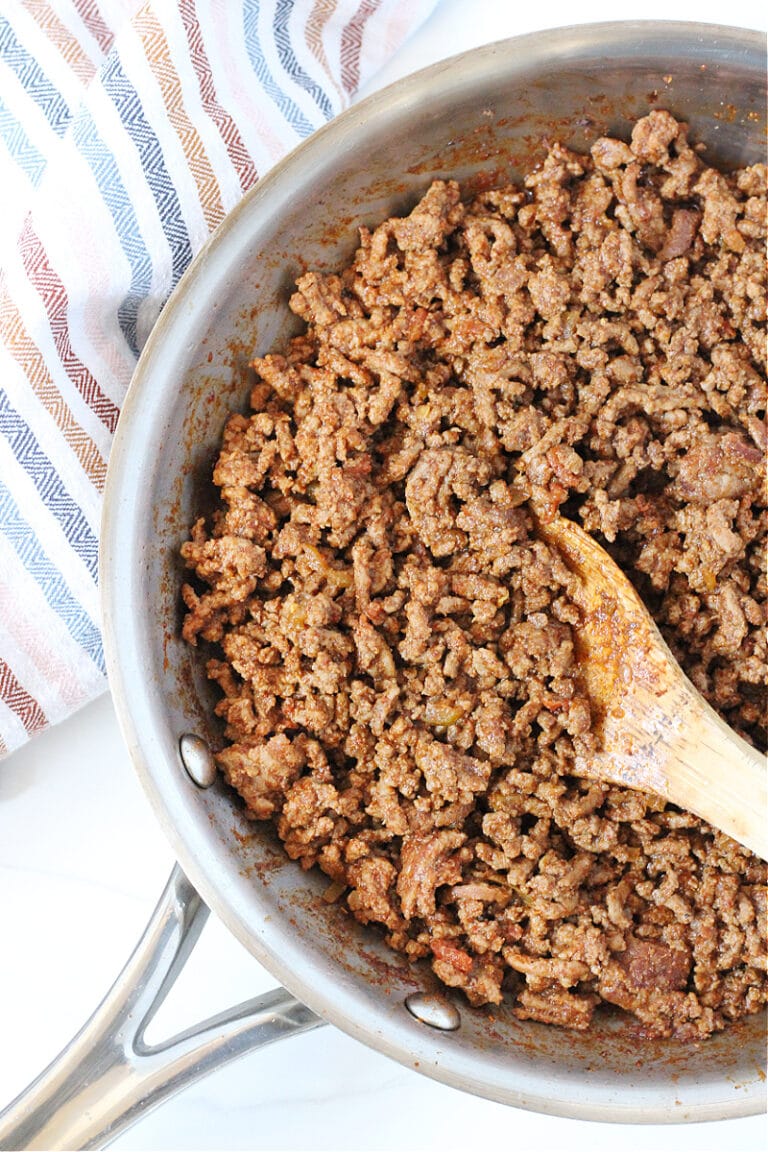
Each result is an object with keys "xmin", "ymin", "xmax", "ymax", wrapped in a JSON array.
[{"xmin": 182, "ymin": 111, "xmax": 767, "ymax": 1039}]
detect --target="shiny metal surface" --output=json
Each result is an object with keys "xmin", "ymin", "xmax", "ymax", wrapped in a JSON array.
[
  {"xmin": 8, "ymin": 22, "xmax": 762, "ymax": 1148},
  {"xmin": 405, "ymin": 993, "xmax": 462, "ymax": 1032},
  {"xmin": 0, "ymin": 870, "xmax": 321, "ymax": 1150},
  {"xmin": 179, "ymin": 733, "xmax": 218, "ymax": 789}
]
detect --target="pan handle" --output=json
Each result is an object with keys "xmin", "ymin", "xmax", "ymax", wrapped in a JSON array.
[{"xmin": 0, "ymin": 866, "xmax": 324, "ymax": 1151}]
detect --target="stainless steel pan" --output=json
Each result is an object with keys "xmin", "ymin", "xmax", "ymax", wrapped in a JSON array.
[{"xmin": 1, "ymin": 22, "xmax": 766, "ymax": 1150}]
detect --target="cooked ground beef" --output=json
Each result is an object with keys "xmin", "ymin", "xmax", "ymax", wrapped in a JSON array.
[{"xmin": 181, "ymin": 111, "xmax": 767, "ymax": 1040}]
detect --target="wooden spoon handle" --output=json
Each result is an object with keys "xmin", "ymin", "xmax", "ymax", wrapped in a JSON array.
[{"xmin": 659, "ymin": 687, "xmax": 767, "ymax": 860}]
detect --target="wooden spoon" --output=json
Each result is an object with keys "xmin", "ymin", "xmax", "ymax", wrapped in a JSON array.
[{"xmin": 535, "ymin": 514, "xmax": 767, "ymax": 859}]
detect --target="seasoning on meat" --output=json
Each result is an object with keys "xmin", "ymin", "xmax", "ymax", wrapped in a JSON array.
[{"xmin": 182, "ymin": 110, "xmax": 767, "ymax": 1039}]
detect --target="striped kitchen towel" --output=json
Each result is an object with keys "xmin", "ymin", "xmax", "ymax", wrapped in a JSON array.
[{"xmin": 0, "ymin": 0, "xmax": 438, "ymax": 758}]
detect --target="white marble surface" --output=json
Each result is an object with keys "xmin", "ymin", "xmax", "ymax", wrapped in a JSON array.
[{"xmin": 1, "ymin": 1, "xmax": 766, "ymax": 1149}]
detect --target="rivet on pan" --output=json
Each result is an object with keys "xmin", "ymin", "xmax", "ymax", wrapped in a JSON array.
[
  {"xmin": 179, "ymin": 733, "xmax": 217, "ymax": 789},
  {"xmin": 404, "ymin": 992, "xmax": 461, "ymax": 1031}
]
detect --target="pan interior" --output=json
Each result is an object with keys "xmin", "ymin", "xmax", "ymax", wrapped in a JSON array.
[{"xmin": 102, "ymin": 23, "xmax": 768, "ymax": 1121}]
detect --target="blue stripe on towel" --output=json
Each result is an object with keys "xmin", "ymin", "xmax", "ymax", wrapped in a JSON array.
[
  {"xmin": 0, "ymin": 100, "xmax": 46, "ymax": 185},
  {"xmin": 72, "ymin": 108, "xmax": 152, "ymax": 358},
  {"xmin": 98, "ymin": 52, "xmax": 192, "ymax": 295},
  {"xmin": 0, "ymin": 392, "xmax": 99, "ymax": 581},
  {"xmin": 273, "ymin": 0, "xmax": 334, "ymax": 121},
  {"xmin": 242, "ymin": 0, "xmax": 315, "ymax": 138},
  {"xmin": 0, "ymin": 15, "xmax": 72, "ymax": 136},
  {"xmin": 0, "ymin": 480, "xmax": 105, "ymax": 672}
]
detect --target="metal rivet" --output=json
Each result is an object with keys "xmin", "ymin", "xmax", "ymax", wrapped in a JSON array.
[
  {"xmin": 404, "ymin": 992, "xmax": 461, "ymax": 1031},
  {"xmin": 179, "ymin": 733, "xmax": 217, "ymax": 788}
]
